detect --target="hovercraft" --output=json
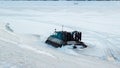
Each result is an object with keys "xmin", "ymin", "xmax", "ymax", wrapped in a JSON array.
[{"xmin": 45, "ymin": 30, "xmax": 87, "ymax": 49}]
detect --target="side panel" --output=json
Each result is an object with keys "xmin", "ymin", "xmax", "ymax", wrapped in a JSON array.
[{"xmin": 45, "ymin": 37, "xmax": 64, "ymax": 47}]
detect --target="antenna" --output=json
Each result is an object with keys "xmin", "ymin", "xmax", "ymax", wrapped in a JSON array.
[
  {"xmin": 55, "ymin": 28, "xmax": 56, "ymax": 32},
  {"xmin": 62, "ymin": 25, "xmax": 64, "ymax": 31}
]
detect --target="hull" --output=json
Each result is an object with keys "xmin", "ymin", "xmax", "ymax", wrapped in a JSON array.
[{"xmin": 45, "ymin": 37, "xmax": 87, "ymax": 48}]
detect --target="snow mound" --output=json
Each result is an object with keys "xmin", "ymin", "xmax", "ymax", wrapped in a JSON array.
[{"xmin": 0, "ymin": 22, "xmax": 19, "ymax": 44}]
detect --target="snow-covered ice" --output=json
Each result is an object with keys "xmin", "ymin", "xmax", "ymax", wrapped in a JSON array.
[{"xmin": 0, "ymin": 1, "xmax": 120, "ymax": 68}]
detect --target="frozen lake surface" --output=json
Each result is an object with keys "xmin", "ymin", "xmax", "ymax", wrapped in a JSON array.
[{"xmin": 0, "ymin": 1, "xmax": 120, "ymax": 68}]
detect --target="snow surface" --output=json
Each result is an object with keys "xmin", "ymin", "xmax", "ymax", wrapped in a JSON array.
[{"xmin": 0, "ymin": 1, "xmax": 120, "ymax": 68}]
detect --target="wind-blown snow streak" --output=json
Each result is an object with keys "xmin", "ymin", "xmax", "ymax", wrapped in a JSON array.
[{"xmin": 18, "ymin": 44, "xmax": 56, "ymax": 59}]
